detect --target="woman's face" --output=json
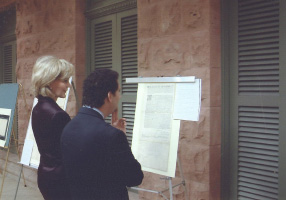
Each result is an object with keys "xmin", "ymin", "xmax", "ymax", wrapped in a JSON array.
[{"xmin": 49, "ymin": 78, "xmax": 71, "ymax": 100}]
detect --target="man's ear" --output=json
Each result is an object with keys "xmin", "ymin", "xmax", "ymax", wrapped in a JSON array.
[{"xmin": 107, "ymin": 92, "xmax": 112, "ymax": 102}]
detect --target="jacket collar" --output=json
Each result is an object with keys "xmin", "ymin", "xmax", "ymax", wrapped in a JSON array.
[
  {"xmin": 78, "ymin": 107, "xmax": 104, "ymax": 120},
  {"xmin": 38, "ymin": 95, "xmax": 56, "ymax": 104}
]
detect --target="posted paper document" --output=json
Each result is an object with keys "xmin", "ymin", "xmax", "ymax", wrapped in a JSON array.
[
  {"xmin": 173, "ymin": 79, "xmax": 201, "ymax": 121},
  {"xmin": 132, "ymin": 83, "xmax": 180, "ymax": 177}
]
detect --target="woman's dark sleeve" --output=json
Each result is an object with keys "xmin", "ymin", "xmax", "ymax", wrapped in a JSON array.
[{"xmin": 51, "ymin": 111, "xmax": 71, "ymax": 154}]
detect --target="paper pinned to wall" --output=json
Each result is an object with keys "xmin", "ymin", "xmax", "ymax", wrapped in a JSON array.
[
  {"xmin": 129, "ymin": 76, "xmax": 202, "ymax": 177},
  {"xmin": 20, "ymin": 139, "xmax": 34, "ymax": 166},
  {"xmin": 24, "ymin": 98, "xmax": 40, "ymax": 167},
  {"xmin": 132, "ymin": 83, "xmax": 180, "ymax": 177},
  {"xmin": 173, "ymin": 79, "xmax": 201, "ymax": 121}
]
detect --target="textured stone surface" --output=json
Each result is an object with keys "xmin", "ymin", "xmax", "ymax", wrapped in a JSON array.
[
  {"xmin": 13, "ymin": 0, "xmax": 86, "ymax": 147},
  {"xmin": 0, "ymin": 0, "xmax": 86, "ymax": 184},
  {"xmin": 137, "ymin": 0, "xmax": 221, "ymax": 199},
  {"xmin": 138, "ymin": 0, "xmax": 209, "ymax": 39},
  {"xmin": 138, "ymin": 32, "xmax": 210, "ymax": 74}
]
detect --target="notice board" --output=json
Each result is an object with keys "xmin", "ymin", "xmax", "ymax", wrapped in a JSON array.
[
  {"xmin": 127, "ymin": 77, "xmax": 201, "ymax": 177},
  {"xmin": 0, "ymin": 83, "xmax": 19, "ymax": 147}
]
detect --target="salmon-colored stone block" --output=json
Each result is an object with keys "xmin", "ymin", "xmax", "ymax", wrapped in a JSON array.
[
  {"xmin": 16, "ymin": 58, "xmax": 34, "ymax": 80},
  {"xmin": 209, "ymin": 144, "xmax": 221, "ymax": 200},
  {"xmin": 17, "ymin": 37, "xmax": 40, "ymax": 57},
  {"xmin": 180, "ymin": 0, "xmax": 209, "ymax": 31},
  {"xmin": 138, "ymin": 33, "xmax": 210, "ymax": 75},
  {"xmin": 210, "ymin": 107, "xmax": 221, "ymax": 146},
  {"xmin": 210, "ymin": 68, "xmax": 221, "ymax": 101},
  {"xmin": 138, "ymin": 0, "xmax": 210, "ymax": 38}
]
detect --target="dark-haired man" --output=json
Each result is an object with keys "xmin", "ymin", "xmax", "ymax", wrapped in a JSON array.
[{"xmin": 61, "ymin": 69, "xmax": 143, "ymax": 200}]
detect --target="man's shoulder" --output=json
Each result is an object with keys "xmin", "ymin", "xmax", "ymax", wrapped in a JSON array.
[
  {"xmin": 64, "ymin": 112, "xmax": 115, "ymax": 132},
  {"xmin": 93, "ymin": 121, "xmax": 125, "ymax": 141}
]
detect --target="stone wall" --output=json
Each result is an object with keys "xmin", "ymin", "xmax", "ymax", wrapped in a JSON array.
[
  {"xmin": 15, "ymin": 0, "xmax": 86, "ymax": 147},
  {"xmin": 0, "ymin": 0, "xmax": 86, "ymax": 185},
  {"xmin": 137, "ymin": 0, "xmax": 221, "ymax": 199}
]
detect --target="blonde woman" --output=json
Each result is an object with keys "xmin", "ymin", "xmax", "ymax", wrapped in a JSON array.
[{"xmin": 31, "ymin": 55, "xmax": 74, "ymax": 200}]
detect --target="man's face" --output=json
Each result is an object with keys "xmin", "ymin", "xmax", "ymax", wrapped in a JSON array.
[{"xmin": 111, "ymin": 81, "xmax": 121, "ymax": 112}]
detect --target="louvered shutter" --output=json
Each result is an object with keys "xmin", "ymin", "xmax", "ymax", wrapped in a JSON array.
[
  {"xmin": 92, "ymin": 16, "xmax": 116, "ymax": 125},
  {"xmin": 120, "ymin": 14, "xmax": 138, "ymax": 94},
  {"xmin": 238, "ymin": 106, "xmax": 279, "ymax": 199},
  {"xmin": 117, "ymin": 10, "xmax": 137, "ymax": 145},
  {"xmin": 236, "ymin": 1, "xmax": 280, "ymax": 199},
  {"xmin": 238, "ymin": 0, "xmax": 279, "ymax": 95},
  {"xmin": 91, "ymin": 15, "xmax": 115, "ymax": 71},
  {"xmin": 94, "ymin": 21, "xmax": 113, "ymax": 70},
  {"xmin": 2, "ymin": 41, "xmax": 16, "ymax": 83},
  {"xmin": 227, "ymin": 0, "xmax": 283, "ymax": 199},
  {"xmin": 91, "ymin": 9, "xmax": 137, "ymax": 145}
]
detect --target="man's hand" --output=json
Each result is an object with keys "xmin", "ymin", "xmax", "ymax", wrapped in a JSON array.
[{"xmin": 112, "ymin": 110, "xmax": 127, "ymax": 133}]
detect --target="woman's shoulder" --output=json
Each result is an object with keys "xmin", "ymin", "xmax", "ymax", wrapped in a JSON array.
[{"xmin": 33, "ymin": 96, "xmax": 66, "ymax": 117}]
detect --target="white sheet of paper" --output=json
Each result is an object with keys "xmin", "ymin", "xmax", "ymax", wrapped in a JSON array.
[
  {"xmin": 20, "ymin": 139, "xmax": 34, "ymax": 165},
  {"xmin": 0, "ymin": 108, "xmax": 12, "ymax": 147},
  {"xmin": 24, "ymin": 99, "xmax": 40, "ymax": 167},
  {"xmin": 0, "ymin": 118, "xmax": 8, "ymax": 137},
  {"xmin": 173, "ymin": 79, "xmax": 201, "ymax": 121},
  {"xmin": 132, "ymin": 83, "xmax": 180, "ymax": 177}
]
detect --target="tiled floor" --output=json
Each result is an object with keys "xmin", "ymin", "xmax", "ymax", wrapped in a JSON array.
[
  {"xmin": 0, "ymin": 173, "xmax": 43, "ymax": 200},
  {"xmin": 0, "ymin": 174, "xmax": 139, "ymax": 200}
]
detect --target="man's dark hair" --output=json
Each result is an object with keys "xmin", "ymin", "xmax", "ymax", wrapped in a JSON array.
[{"xmin": 82, "ymin": 68, "xmax": 119, "ymax": 108}]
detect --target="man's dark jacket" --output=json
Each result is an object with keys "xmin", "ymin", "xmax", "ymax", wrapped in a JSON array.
[{"xmin": 61, "ymin": 107, "xmax": 144, "ymax": 200}]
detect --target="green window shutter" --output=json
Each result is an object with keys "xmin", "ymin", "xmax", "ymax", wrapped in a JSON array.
[
  {"xmin": 238, "ymin": 0, "xmax": 279, "ymax": 95},
  {"xmin": 122, "ymin": 102, "xmax": 136, "ymax": 143},
  {"xmin": 91, "ymin": 9, "xmax": 137, "ymax": 145},
  {"xmin": 238, "ymin": 106, "xmax": 279, "ymax": 199},
  {"xmin": 225, "ymin": 0, "xmax": 283, "ymax": 199},
  {"xmin": 91, "ymin": 16, "xmax": 116, "ymax": 125},
  {"xmin": 94, "ymin": 21, "xmax": 113, "ymax": 69},
  {"xmin": 3, "ymin": 44, "xmax": 13, "ymax": 83},
  {"xmin": 91, "ymin": 15, "xmax": 115, "ymax": 71},
  {"xmin": 117, "ymin": 10, "xmax": 137, "ymax": 145},
  {"xmin": 236, "ymin": 1, "xmax": 280, "ymax": 199},
  {"xmin": 120, "ymin": 13, "xmax": 138, "ymax": 94},
  {"xmin": 2, "ymin": 41, "xmax": 16, "ymax": 83}
]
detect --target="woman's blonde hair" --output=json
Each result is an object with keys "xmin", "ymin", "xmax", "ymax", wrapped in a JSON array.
[{"xmin": 31, "ymin": 55, "xmax": 75, "ymax": 98}]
